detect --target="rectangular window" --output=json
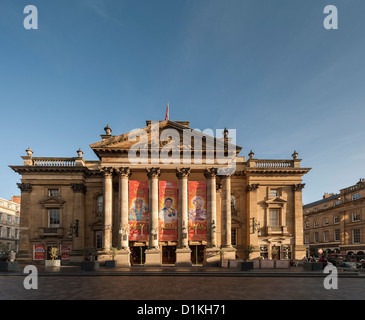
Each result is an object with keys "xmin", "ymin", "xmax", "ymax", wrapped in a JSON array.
[
  {"xmin": 48, "ymin": 209, "xmax": 60, "ymax": 228},
  {"xmin": 314, "ymin": 221, "xmax": 319, "ymax": 228},
  {"xmin": 304, "ymin": 222, "xmax": 309, "ymax": 229},
  {"xmin": 334, "ymin": 229, "xmax": 340, "ymax": 241},
  {"xmin": 304, "ymin": 234, "xmax": 309, "ymax": 244},
  {"xmin": 7, "ymin": 215, "xmax": 11, "ymax": 223},
  {"xmin": 269, "ymin": 209, "xmax": 279, "ymax": 226},
  {"xmin": 15, "ymin": 229, "xmax": 19, "ymax": 239},
  {"xmin": 352, "ymin": 193, "xmax": 360, "ymax": 200},
  {"xmin": 49, "ymin": 189, "xmax": 59, "ymax": 197},
  {"xmin": 323, "ymin": 218, "xmax": 329, "ymax": 226},
  {"xmin": 352, "ymin": 229, "xmax": 360, "ymax": 243},
  {"xmin": 334, "ymin": 215, "xmax": 340, "ymax": 224},
  {"xmin": 323, "ymin": 205, "xmax": 328, "ymax": 209},
  {"xmin": 323, "ymin": 230, "xmax": 329, "ymax": 242},
  {"xmin": 314, "ymin": 232, "xmax": 319, "ymax": 243},
  {"xmin": 96, "ymin": 231, "xmax": 103, "ymax": 249},
  {"xmin": 260, "ymin": 245, "xmax": 268, "ymax": 259},
  {"xmin": 269, "ymin": 189, "xmax": 278, "ymax": 198},
  {"xmin": 334, "ymin": 201, "xmax": 340, "ymax": 206},
  {"xmin": 7, "ymin": 227, "xmax": 11, "ymax": 238},
  {"xmin": 231, "ymin": 229, "xmax": 237, "ymax": 246},
  {"xmin": 352, "ymin": 211, "xmax": 361, "ymax": 222}
]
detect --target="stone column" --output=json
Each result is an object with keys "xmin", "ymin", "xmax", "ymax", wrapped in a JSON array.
[
  {"xmin": 247, "ymin": 183, "xmax": 260, "ymax": 259},
  {"xmin": 114, "ymin": 167, "xmax": 131, "ymax": 266},
  {"xmin": 16, "ymin": 183, "xmax": 33, "ymax": 263},
  {"xmin": 145, "ymin": 168, "xmax": 161, "ymax": 266},
  {"xmin": 203, "ymin": 168, "xmax": 221, "ymax": 266},
  {"xmin": 293, "ymin": 183, "xmax": 306, "ymax": 259},
  {"xmin": 175, "ymin": 168, "xmax": 192, "ymax": 266},
  {"xmin": 221, "ymin": 174, "xmax": 236, "ymax": 259},
  {"xmin": 70, "ymin": 183, "xmax": 86, "ymax": 261},
  {"xmin": 102, "ymin": 167, "xmax": 113, "ymax": 251}
]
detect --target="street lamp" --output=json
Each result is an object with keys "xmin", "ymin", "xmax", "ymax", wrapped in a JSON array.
[
  {"xmin": 250, "ymin": 217, "xmax": 261, "ymax": 235},
  {"xmin": 69, "ymin": 219, "xmax": 79, "ymax": 238}
]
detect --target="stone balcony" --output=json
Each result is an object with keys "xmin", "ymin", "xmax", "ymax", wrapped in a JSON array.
[
  {"xmin": 38, "ymin": 227, "xmax": 64, "ymax": 238},
  {"xmin": 265, "ymin": 226, "xmax": 288, "ymax": 236}
]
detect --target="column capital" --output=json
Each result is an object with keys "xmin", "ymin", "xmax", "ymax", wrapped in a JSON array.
[
  {"xmin": 246, "ymin": 184, "xmax": 259, "ymax": 192},
  {"xmin": 17, "ymin": 183, "xmax": 32, "ymax": 192},
  {"xmin": 293, "ymin": 183, "xmax": 305, "ymax": 191},
  {"xmin": 204, "ymin": 168, "xmax": 218, "ymax": 179},
  {"xmin": 70, "ymin": 183, "xmax": 87, "ymax": 194},
  {"xmin": 146, "ymin": 167, "xmax": 161, "ymax": 179},
  {"xmin": 176, "ymin": 167, "xmax": 190, "ymax": 179},
  {"xmin": 116, "ymin": 167, "xmax": 131, "ymax": 178},
  {"xmin": 218, "ymin": 173, "xmax": 232, "ymax": 180},
  {"xmin": 100, "ymin": 167, "xmax": 114, "ymax": 176}
]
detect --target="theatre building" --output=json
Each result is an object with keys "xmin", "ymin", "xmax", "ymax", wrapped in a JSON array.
[{"xmin": 11, "ymin": 120, "xmax": 310, "ymax": 266}]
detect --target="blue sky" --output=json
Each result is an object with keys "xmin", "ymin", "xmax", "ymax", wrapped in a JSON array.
[{"xmin": 0, "ymin": 0, "xmax": 364, "ymax": 204}]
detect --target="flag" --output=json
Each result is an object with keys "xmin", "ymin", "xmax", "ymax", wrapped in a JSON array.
[{"xmin": 165, "ymin": 102, "xmax": 169, "ymax": 121}]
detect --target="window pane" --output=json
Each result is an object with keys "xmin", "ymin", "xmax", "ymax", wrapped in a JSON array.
[
  {"xmin": 269, "ymin": 209, "xmax": 279, "ymax": 226},
  {"xmin": 49, "ymin": 209, "xmax": 60, "ymax": 227}
]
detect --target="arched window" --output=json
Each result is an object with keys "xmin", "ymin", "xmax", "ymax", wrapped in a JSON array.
[{"xmin": 96, "ymin": 195, "xmax": 104, "ymax": 217}]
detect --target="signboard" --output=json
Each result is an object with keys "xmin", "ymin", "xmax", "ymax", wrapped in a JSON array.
[
  {"xmin": 159, "ymin": 181, "xmax": 178, "ymax": 241},
  {"xmin": 129, "ymin": 180, "xmax": 149, "ymax": 241},
  {"xmin": 61, "ymin": 243, "xmax": 72, "ymax": 260},
  {"xmin": 188, "ymin": 181, "xmax": 207, "ymax": 241},
  {"xmin": 33, "ymin": 244, "xmax": 45, "ymax": 260}
]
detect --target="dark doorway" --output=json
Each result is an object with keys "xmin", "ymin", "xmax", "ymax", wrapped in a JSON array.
[
  {"xmin": 190, "ymin": 245, "xmax": 205, "ymax": 265},
  {"xmin": 162, "ymin": 246, "xmax": 176, "ymax": 264},
  {"xmin": 130, "ymin": 246, "xmax": 147, "ymax": 265}
]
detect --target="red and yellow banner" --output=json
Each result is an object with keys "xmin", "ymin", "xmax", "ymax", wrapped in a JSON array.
[
  {"xmin": 33, "ymin": 244, "xmax": 45, "ymax": 260},
  {"xmin": 129, "ymin": 180, "xmax": 149, "ymax": 241},
  {"xmin": 188, "ymin": 181, "xmax": 207, "ymax": 241},
  {"xmin": 159, "ymin": 181, "xmax": 178, "ymax": 241}
]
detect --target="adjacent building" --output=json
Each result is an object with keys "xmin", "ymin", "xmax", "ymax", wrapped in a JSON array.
[
  {"xmin": 0, "ymin": 196, "xmax": 21, "ymax": 252},
  {"xmin": 10, "ymin": 119, "xmax": 310, "ymax": 266},
  {"xmin": 303, "ymin": 179, "xmax": 365, "ymax": 258}
]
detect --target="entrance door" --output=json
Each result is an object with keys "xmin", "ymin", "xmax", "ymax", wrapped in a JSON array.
[
  {"xmin": 162, "ymin": 246, "xmax": 176, "ymax": 264},
  {"xmin": 190, "ymin": 245, "xmax": 205, "ymax": 265},
  {"xmin": 272, "ymin": 245, "xmax": 280, "ymax": 260},
  {"xmin": 130, "ymin": 246, "xmax": 146, "ymax": 265}
]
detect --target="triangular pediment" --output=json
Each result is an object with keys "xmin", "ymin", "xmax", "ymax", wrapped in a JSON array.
[
  {"xmin": 39, "ymin": 196, "xmax": 65, "ymax": 208},
  {"xmin": 265, "ymin": 197, "xmax": 287, "ymax": 205},
  {"xmin": 90, "ymin": 120, "xmax": 242, "ymax": 159}
]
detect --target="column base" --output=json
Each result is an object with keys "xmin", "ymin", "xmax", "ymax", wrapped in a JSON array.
[
  {"xmin": 144, "ymin": 248, "xmax": 161, "ymax": 266},
  {"xmin": 220, "ymin": 247, "xmax": 236, "ymax": 260},
  {"xmin": 115, "ymin": 249, "xmax": 131, "ymax": 267},
  {"xmin": 175, "ymin": 248, "xmax": 192, "ymax": 267},
  {"xmin": 204, "ymin": 247, "xmax": 221, "ymax": 267}
]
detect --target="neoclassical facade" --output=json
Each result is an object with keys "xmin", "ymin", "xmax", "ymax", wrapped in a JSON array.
[{"xmin": 11, "ymin": 120, "xmax": 310, "ymax": 266}]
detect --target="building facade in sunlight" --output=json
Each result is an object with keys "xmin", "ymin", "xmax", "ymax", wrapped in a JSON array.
[{"xmin": 11, "ymin": 120, "xmax": 310, "ymax": 266}]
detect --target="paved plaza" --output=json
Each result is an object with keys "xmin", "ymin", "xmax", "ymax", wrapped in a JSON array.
[{"xmin": 1, "ymin": 265, "xmax": 365, "ymax": 300}]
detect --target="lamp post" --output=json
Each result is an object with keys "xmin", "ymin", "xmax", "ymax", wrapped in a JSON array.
[{"xmin": 69, "ymin": 219, "xmax": 79, "ymax": 238}]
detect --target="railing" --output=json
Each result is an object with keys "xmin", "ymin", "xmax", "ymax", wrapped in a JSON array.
[
  {"xmin": 254, "ymin": 160, "xmax": 294, "ymax": 168},
  {"xmin": 342, "ymin": 182, "xmax": 365, "ymax": 194},
  {"xmin": 32, "ymin": 158, "xmax": 76, "ymax": 167}
]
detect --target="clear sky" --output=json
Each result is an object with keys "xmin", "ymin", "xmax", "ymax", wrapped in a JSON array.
[{"xmin": 0, "ymin": 0, "xmax": 364, "ymax": 204}]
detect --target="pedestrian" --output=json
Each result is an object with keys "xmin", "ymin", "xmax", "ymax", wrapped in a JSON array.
[{"xmin": 319, "ymin": 255, "xmax": 328, "ymax": 269}]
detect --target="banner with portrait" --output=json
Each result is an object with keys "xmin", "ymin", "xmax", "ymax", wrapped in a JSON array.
[
  {"xmin": 129, "ymin": 180, "xmax": 149, "ymax": 241},
  {"xmin": 188, "ymin": 181, "xmax": 207, "ymax": 241},
  {"xmin": 158, "ymin": 181, "xmax": 178, "ymax": 241}
]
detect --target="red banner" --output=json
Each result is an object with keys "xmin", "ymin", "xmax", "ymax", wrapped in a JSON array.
[
  {"xmin": 188, "ymin": 181, "xmax": 207, "ymax": 241},
  {"xmin": 159, "ymin": 181, "xmax": 178, "ymax": 241},
  {"xmin": 33, "ymin": 244, "xmax": 45, "ymax": 260},
  {"xmin": 61, "ymin": 243, "xmax": 72, "ymax": 260},
  {"xmin": 129, "ymin": 180, "xmax": 149, "ymax": 241}
]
